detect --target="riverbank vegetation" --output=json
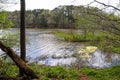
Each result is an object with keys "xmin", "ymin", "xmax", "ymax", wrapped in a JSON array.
[
  {"xmin": 55, "ymin": 31, "xmax": 120, "ymax": 54},
  {"xmin": 55, "ymin": 31, "xmax": 106, "ymax": 42},
  {"xmin": 0, "ymin": 62, "xmax": 120, "ymax": 80}
]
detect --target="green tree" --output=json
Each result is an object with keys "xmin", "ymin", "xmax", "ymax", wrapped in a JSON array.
[
  {"xmin": 0, "ymin": 11, "xmax": 13, "ymax": 29},
  {"xmin": 39, "ymin": 14, "xmax": 48, "ymax": 27},
  {"xmin": 8, "ymin": 11, "xmax": 20, "ymax": 27},
  {"xmin": 74, "ymin": 6, "xmax": 100, "ymax": 39}
]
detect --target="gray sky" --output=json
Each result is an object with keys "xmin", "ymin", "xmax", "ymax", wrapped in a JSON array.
[{"xmin": 5, "ymin": 0, "xmax": 120, "ymax": 11}]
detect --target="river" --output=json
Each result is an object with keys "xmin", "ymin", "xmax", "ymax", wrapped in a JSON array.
[{"xmin": 1, "ymin": 28, "xmax": 120, "ymax": 68}]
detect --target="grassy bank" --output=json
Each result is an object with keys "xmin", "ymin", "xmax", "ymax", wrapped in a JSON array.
[
  {"xmin": 54, "ymin": 31, "xmax": 106, "ymax": 42},
  {"xmin": 81, "ymin": 65, "xmax": 120, "ymax": 80},
  {"xmin": 0, "ymin": 63, "xmax": 120, "ymax": 80},
  {"xmin": 54, "ymin": 31, "xmax": 120, "ymax": 54}
]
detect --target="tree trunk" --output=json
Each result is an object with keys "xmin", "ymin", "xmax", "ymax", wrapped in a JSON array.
[
  {"xmin": 20, "ymin": 0, "xmax": 26, "ymax": 76},
  {"xmin": 0, "ymin": 41, "xmax": 39, "ymax": 79},
  {"xmin": 20, "ymin": 0, "xmax": 26, "ymax": 62}
]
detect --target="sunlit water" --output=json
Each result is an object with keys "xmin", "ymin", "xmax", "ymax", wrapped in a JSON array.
[{"xmin": 0, "ymin": 28, "xmax": 120, "ymax": 68}]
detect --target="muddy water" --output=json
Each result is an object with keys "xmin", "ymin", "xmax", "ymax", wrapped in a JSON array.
[{"xmin": 2, "ymin": 28, "xmax": 120, "ymax": 68}]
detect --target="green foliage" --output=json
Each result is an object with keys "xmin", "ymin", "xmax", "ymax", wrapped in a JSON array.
[
  {"xmin": 7, "ymin": 5, "xmax": 90, "ymax": 28},
  {"xmin": 0, "ymin": 31, "xmax": 19, "ymax": 47},
  {"xmin": 55, "ymin": 31, "xmax": 120, "ymax": 54},
  {"xmin": 32, "ymin": 66, "xmax": 80, "ymax": 80},
  {"xmin": 1, "ymin": 63, "xmax": 120, "ymax": 80},
  {"xmin": 81, "ymin": 65, "xmax": 120, "ymax": 80},
  {"xmin": 0, "ymin": 62, "xmax": 18, "ymax": 76},
  {"xmin": 55, "ymin": 31, "xmax": 106, "ymax": 42},
  {"xmin": 55, "ymin": 31, "xmax": 84, "ymax": 42},
  {"xmin": 113, "ymin": 47, "xmax": 120, "ymax": 53},
  {"xmin": 0, "ymin": 11, "xmax": 17, "ymax": 47},
  {"xmin": 0, "ymin": 11, "xmax": 14, "ymax": 29},
  {"xmin": 93, "ymin": 33, "xmax": 120, "ymax": 54}
]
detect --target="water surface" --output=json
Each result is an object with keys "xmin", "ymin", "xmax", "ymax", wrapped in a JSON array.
[{"xmin": 1, "ymin": 28, "xmax": 120, "ymax": 68}]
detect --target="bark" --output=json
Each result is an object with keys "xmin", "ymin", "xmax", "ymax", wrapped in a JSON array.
[
  {"xmin": 20, "ymin": 0, "xmax": 26, "ymax": 76},
  {"xmin": 20, "ymin": 0, "xmax": 26, "ymax": 61},
  {"xmin": 0, "ymin": 41, "xmax": 39, "ymax": 79}
]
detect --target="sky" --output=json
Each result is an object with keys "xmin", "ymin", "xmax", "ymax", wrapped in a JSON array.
[{"xmin": 5, "ymin": 0, "xmax": 120, "ymax": 11}]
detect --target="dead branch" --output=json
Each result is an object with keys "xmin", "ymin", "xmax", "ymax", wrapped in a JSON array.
[
  {"xmin": 0, "ymin": 41, "xmax": 39, "ymax": 79},
  {"xmin": 94, "ymin": 0, "xmax": 120, "ymax": 11}
]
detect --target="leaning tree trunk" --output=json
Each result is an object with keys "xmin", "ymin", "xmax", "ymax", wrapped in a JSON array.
[{"xmin": 0, "ymin": 41, "xmax": 39, "ymax": 79}]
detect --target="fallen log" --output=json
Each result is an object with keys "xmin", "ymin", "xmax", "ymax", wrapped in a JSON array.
[{"xmin": 0, "ymin": 41, "xmax": 39, "ymax": 79}]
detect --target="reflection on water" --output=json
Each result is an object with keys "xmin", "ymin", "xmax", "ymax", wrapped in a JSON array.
[
  {"xmin": 1, "ymin": 28, "xmax": 120, "ymax": 68},
  {"xmin": 87, "ymin": 50, "xmax": 120, "ymax": 68}
]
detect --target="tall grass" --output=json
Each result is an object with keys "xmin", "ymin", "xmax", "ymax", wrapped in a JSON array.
[{"xmin": 54, "ymin": 31, "xmax": 106, "ymax": 42}]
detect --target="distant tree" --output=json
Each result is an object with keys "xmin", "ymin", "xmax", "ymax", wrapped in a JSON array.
[
  {"xmin": 65, "ymin": 5, "xmax": 75, "ymax": 28},
  {"xmin": 8, "ymin": 11, "xmax": 20, "ymax": 27},
  {"xmin": 52, "ymin": 7, "xmax": 62, "ymax": 28},
  {"xmin": 25, "ymin": 10, "xmax": 34, "ymax": 27},
  {"xmin": 40, "ymin": 14, "xmax": 48, "ymax": 27}
]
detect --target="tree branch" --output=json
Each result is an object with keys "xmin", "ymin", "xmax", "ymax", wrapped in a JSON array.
[
  {"xmin": 0, "ymin": 41, "xmax": 39, "ymax": 79},
  {"xmin": 94, "ymin": 0, "xmax": 120, "ymax": 11}
]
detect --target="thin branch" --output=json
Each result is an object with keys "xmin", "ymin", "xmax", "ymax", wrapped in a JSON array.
[
  {"xmin": 94, "ymin": 0, "xmax": 120, "ymax": 11},
  {"xmin": 87, "ymin": 1, "xmax": 95, "ymax": 6}
]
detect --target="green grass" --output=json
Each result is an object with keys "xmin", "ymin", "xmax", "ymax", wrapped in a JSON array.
[
  {"xmin": 81, "ymin": 65, "xmax": 120, "ymax": 80},
  {"xmin": 55, "ymin": 31, "xmax": 84, "ymax": 42},
  {"xmin": 0, "ymin": 63, "xmax": 19, "ymax": 77},
  {"xmin": 54, "ymin": 31, "xmax": 106, "ymax": 42},
  {"xmin": 1, "ymin": 62, "xmax": 120, "ymax": 80},
  {"xmin": 113, "ymin": 47, "xmax": 120, "ymax": 53},
  {"xmin": 31, "ymin": 66, "xmax": 80, "ymax": 80}
]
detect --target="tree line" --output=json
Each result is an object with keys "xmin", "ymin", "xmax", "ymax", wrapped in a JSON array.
[{"xmin": 6, "ymin": 5, "xmax": 117, "ymax": 29}]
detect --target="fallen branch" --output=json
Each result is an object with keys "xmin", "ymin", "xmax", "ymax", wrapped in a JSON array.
[{"xmin": 0, "ymin": 41, "xmax": 39, "ymax": 79}]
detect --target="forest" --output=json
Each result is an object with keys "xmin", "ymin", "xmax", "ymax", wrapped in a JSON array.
[{"xmin": 0, "ymin": 0, "xmax": 120, "ymax": 80}]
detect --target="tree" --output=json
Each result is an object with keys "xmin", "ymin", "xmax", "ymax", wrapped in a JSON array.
[
  {"xmin": 8, "ymin": 11, "xmax": 20, "ymax": 27},
  {"xmin": 0, "ymin": 1, "xmax": 14, "ymax": 44},
  {"xmin": 0, "ymin": 11, "xmax": 13, "ymax": 29},
  {"xmin": 40, "ymin": 14, "xmax": 48, "ymax": 27},
  {"xmin": 20, "ymin": 0, "xmax": 26, "ymax": 76}
]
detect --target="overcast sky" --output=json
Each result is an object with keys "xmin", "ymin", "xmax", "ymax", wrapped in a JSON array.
[{"xmin": 5, "ymin": 0, "xmax": 120, "ymax": 11}]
